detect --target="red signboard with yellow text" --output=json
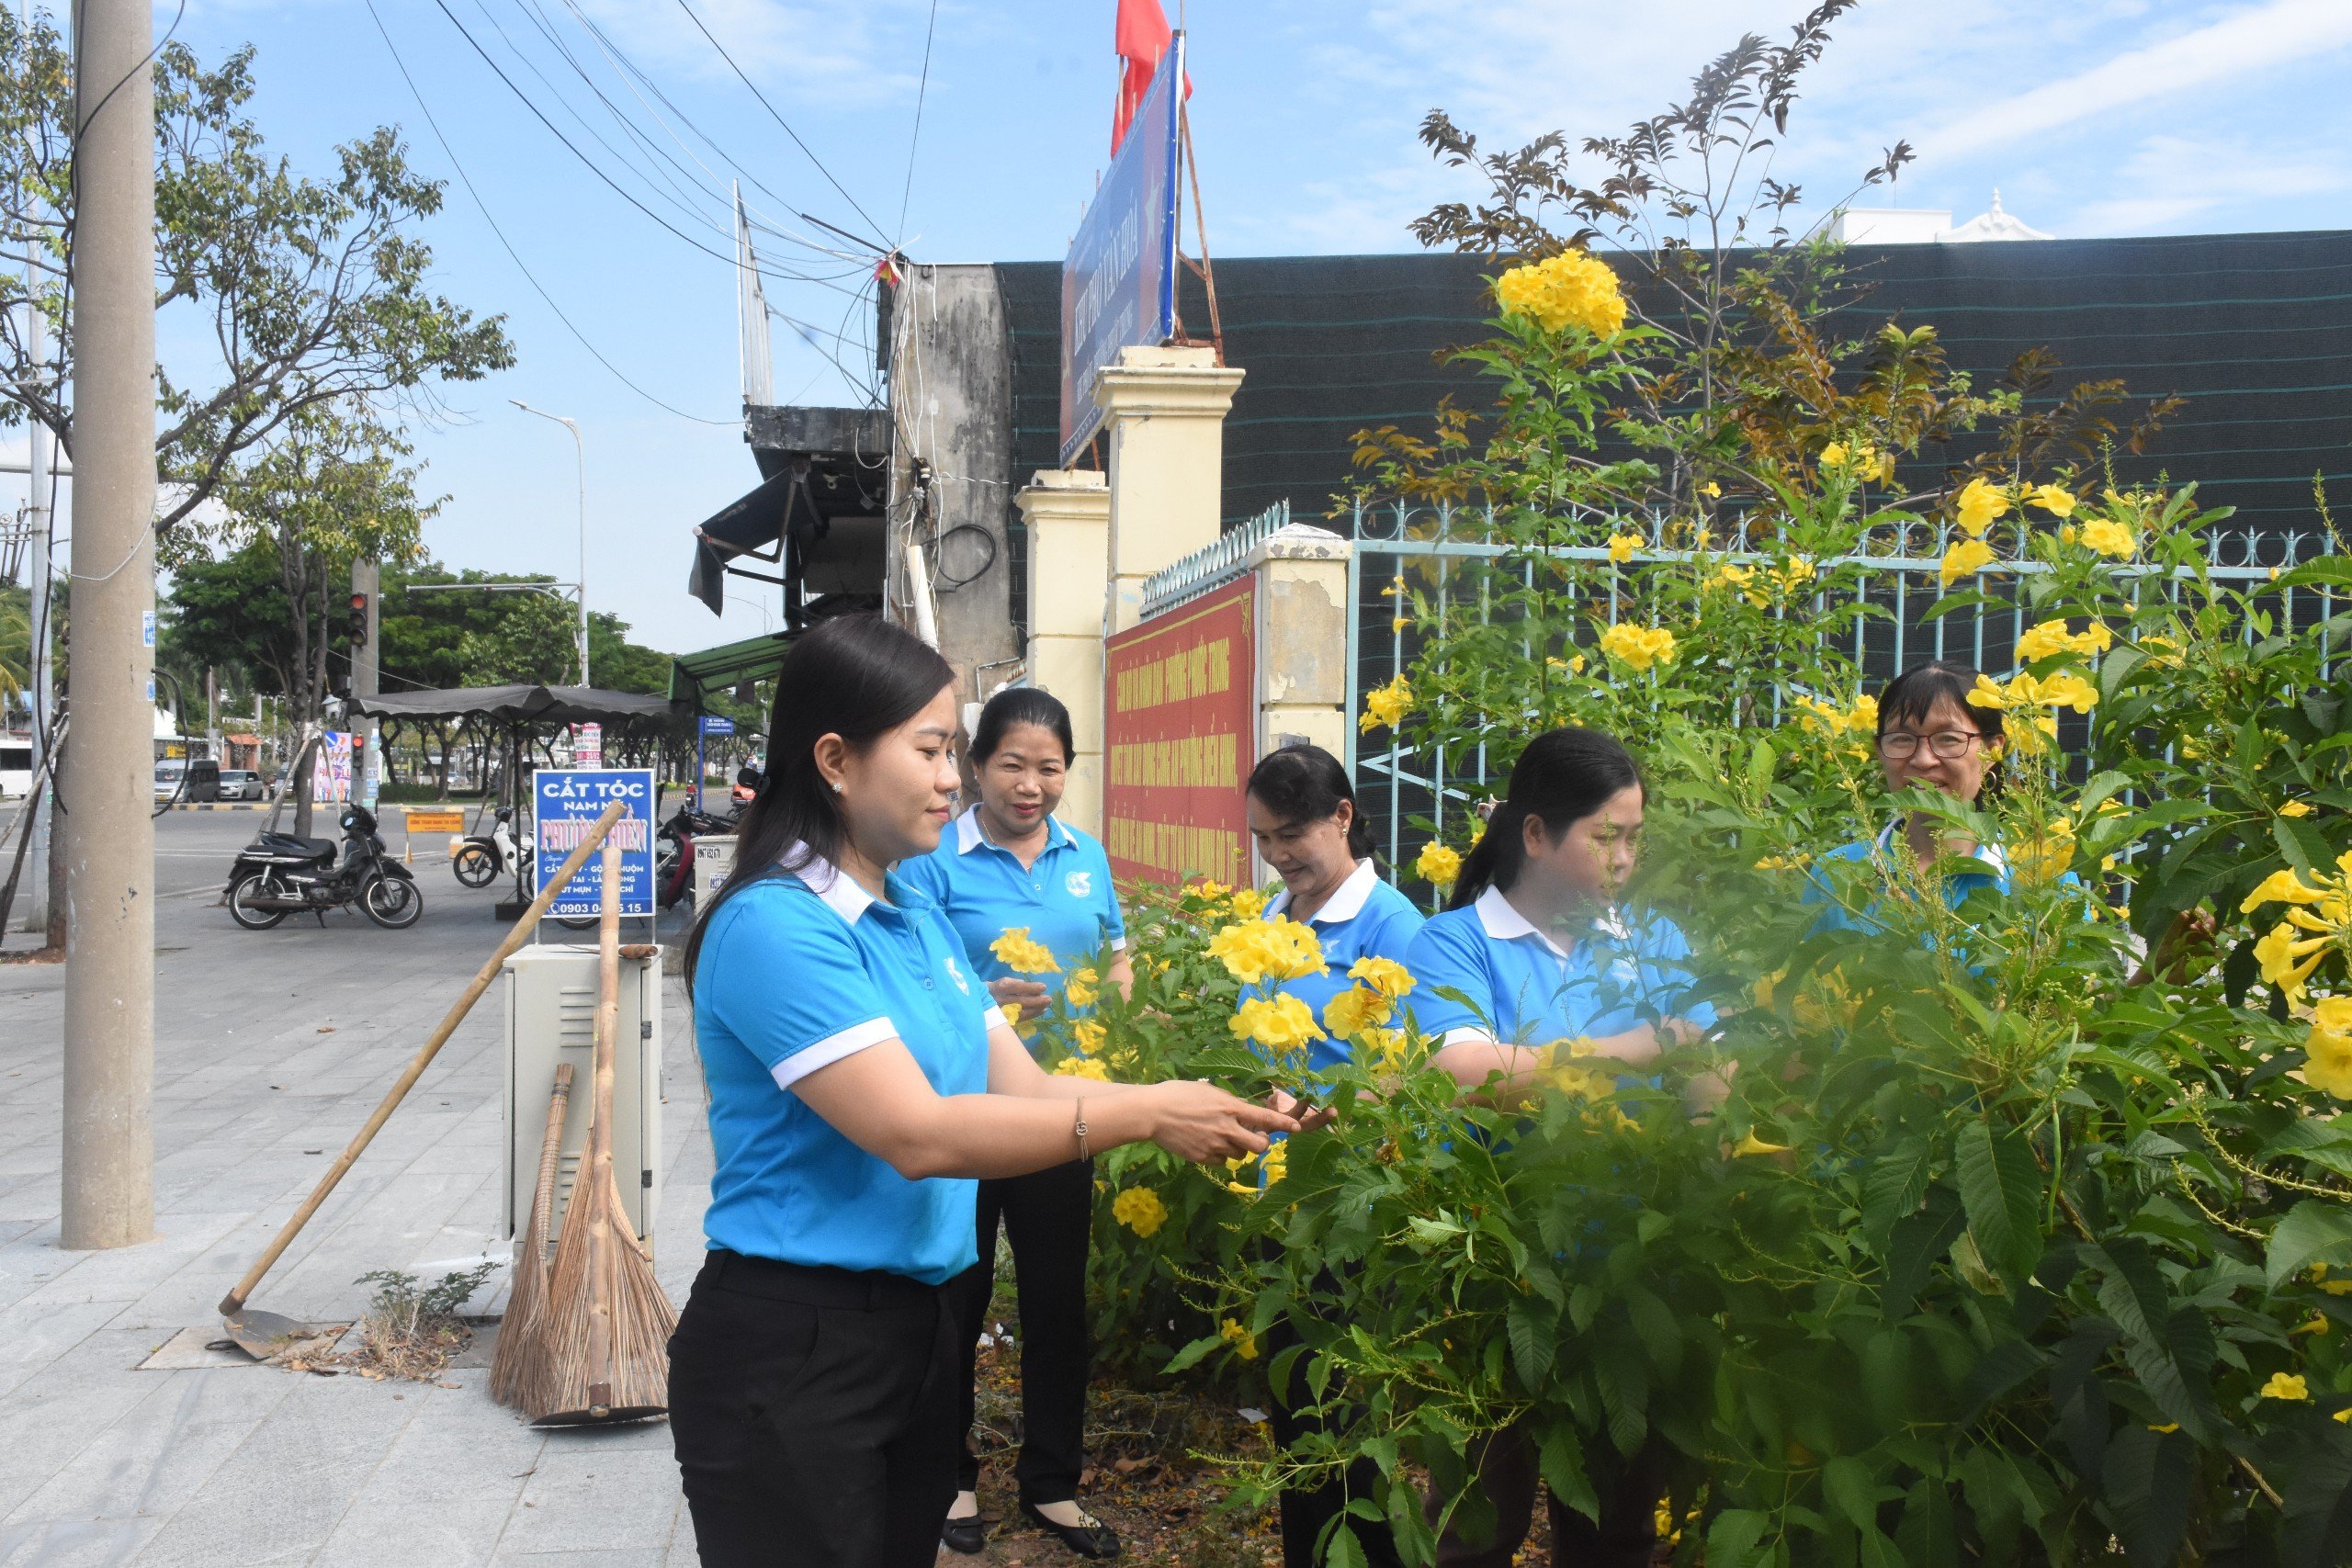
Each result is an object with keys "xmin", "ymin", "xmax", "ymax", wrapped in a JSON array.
[{"xmin": 1103, "ymin": 578, "xmax": 1254, "ymax": 886}]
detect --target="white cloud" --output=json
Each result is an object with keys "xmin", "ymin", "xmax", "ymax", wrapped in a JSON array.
[
  {"xmin": 1926, "ymin": 0, "xmax": 2352, "ymax": 159},
  {"xmin": 2066, "ymin": 130, "xmax": 2352, "ymax": 235}
]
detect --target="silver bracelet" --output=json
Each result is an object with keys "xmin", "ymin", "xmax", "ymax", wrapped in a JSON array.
[{"xmin": 1073, "ymin": 1097, "xmax": 1090, "ymax": 1161}]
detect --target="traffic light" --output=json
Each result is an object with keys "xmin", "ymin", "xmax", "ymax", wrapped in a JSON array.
[{"xmin": 349, "ymin": 590, "xmax": 370, "ymax": 619}]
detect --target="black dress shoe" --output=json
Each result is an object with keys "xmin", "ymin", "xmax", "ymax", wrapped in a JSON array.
[
  {"xmin": 941, "ymin": 1514, "xmax": 991, "ymax": 1555},
  {"xmin": 1021, "ymin": 1501, "xmax": 1122, "ymax": 1559}
]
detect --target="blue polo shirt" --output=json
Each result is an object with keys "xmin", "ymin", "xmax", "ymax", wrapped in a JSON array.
[
  {"xmin": 1404, "ymin": 886, "xmax": 1715, "ymax": 1047},
  {"xmin": 1257, "ymin": 860, "xmax": 1426, "ymax": 1073},
  {"xmin": 692, "ymin": 848, "xmax": 994, "ymax": 1286},
  {"xmin": 1804, "ymin": 826, "xmax": 2021, "ymax": 933},
  {"xmin": 898, "ymin": 808, "xmax": 1125, "ymax": 1004}
]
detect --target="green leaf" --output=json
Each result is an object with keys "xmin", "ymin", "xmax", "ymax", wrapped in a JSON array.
[
  {"xmin": 1861, "ymin": 1143, "xmax": 1929, "ymax": 1250},
  {"xmin": 2276, "ymin": 1422, "xmax": 2352, "ymax": 1567},
  {"xmin": 1955, "ymin": 1121, "xmax": 2045, "ymax": 1281},
  {"xmin": 1158, "ymin": 1334, "xmax": 1222, "ymax": 1378},
  {"xmin": 1962, "ymin": 1337, "xmax": 2051, "ymax": 1416},
  {"xmin": 1823, "ymin": 1454, "xmax": 1901, "ymax": 1531},
  {"xmin": 2277, "ymin": 816, "xmax": 2335, "ymax": 882},
  {"xmin": 2101, "ymin": 1425, "xmax": 2192, "ymax": 1568},
  {"xmin": 1506, "ymin": 1299, "xmax": 1553, "ymax": 1392},
  {"xmin": 1705, "ymin": 1509, "xmax": 1770, "ymax": 1568},
  {"xmin": 1537, "ymin": 1421, "xmax": 1599, "ymax": 1525},
  {"xmin": 1894, "ymin": 1483, "xmax": 1958, "ymax": 1568},
  {"xmin": 1883, "ymin": 1193, "xmax": 1968, "ymax": 1316},
  {"xmin": 2267, "ymin": 1200, "xmax": 2352, "ymax": 1291},
  {"xmin": 1323, "ymin": 1521, "xmax": 1368, "ymax": 1568}
]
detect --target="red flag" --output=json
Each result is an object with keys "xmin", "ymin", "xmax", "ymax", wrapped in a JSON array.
[{"xmin": 1112, "ymin": 0, "xmax": 1189, "ymax": 154}]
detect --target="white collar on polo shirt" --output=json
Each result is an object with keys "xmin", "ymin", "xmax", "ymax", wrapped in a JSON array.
[
  {"xmin": 786, "ymin": 844, "xmax": 876, "ymax": 923},
  {"xmin": 955, "ymin": 806, "xmax": 1073, "ymax": 856},
  {"xmin": 1267, "ymin": 858, "xmax": 1378, "ymax": 925}
]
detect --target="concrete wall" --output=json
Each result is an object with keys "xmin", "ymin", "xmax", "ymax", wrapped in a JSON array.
[{"xmin": 886, "ymin": 264, "xmax": 1022, "ymax": 703}]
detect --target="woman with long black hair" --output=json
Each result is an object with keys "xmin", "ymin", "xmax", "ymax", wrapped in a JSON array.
[
  {"xmin": 1400, "ymin": 727, "xmax": 1712, "ymax": 1568},
  {"xmin": 897, "ymin": 686, "xmax": 1131, "ymax": 1558},
  {"xmin": 670, "ymin": 615, "xmax": 1297, "ymax": 1568}
]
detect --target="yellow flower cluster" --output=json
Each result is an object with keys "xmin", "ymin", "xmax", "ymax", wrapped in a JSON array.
[
  {"xmin": 1793, "ymin": 692, "xmax": 1879, "ymax": 738},
  {"xmin": 1112, "ymin": 1185, "xmax": 1167, "ymax": 1238},
  {"xmin": 990, "ymin": 927, "xmax": 1060, "ymax": 976},
  {"xmin": 1819, "ymin": 441, "xmax": 1897, "ymax": 484},
  {"xmin": 1493, "ymin": 248, "xmax": 1627, "ymax": 338},
  {"xmin": 2028, "ymin": 482, "xmax": 2076, "ymax": 517},
  {"xmin": 1065, "ymin": 967, "xmax": 1100, "ymax": 1009},
  {"xmin": 2261, "ymin": 1371, "xmax": 2311, "ymax": 1402},
  {"xmin": 1967, "ymin": 670, "xmax": 2098, "ymax": 754},
  {"xmin": 2078, "ymin": 516, "xmax": 2137, "ymax": 559},
  {"xmin": 1606, "ymin": 533, "xmax": 1639, "ymax": 564},
  {"xmin": 1599, "ymin": 622, "xmax": 1678, "ymax": 673},
  {"xmin": 2014, "ymin": 618, "xmax": 2114, "ymax": 663},
  {"xmin": 1232, "ymin": 993, "xmax": 1326, "ymax": 1052},
  {"xmin": 1954, "ymin": 477, "xmax": 2010, "ymax": 538},
  {"xmin": 1939, "ymin": 538, "xmax": 1996, "ymax": 587},
  {"xmin": 2304, "ymin": 998, "xmax": 2352, "ymax": 1099},
  {"xmin": 1416, "ymin": 841, "xmax": 1462, "ymax": 888},
  {"xmin": 1208, "ymin": 917, "xmax": 1326, "ymax": 985},
  {"xmin": 1323, "ymin": 961, "xmax": 1414, "ymax": 1041},
  {"xmin": 1072, "ymin": 1017, "xmax": 1107, "ymax": 1055},
  {"xmin": 1360, "ymin": 674, "xmax": 1413, "ymax": 734},
  {"xmin": 1053, "ymin": 1054, "xmax": 1112, "ymax": 1081},
  {"xmin": 2243, "ymin": 852, "xmax": 2352, "ymax": 1005},
  {"xmin": 1218, "ymin": 1316, "xmax": 1261, "ymax": 1359}
]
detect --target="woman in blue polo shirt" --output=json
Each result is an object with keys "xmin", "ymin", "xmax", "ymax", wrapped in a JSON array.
[
  {"xmin": 1240, "ymin": 743, "xmax": 1424, "ymax": 1568},
  {"xmin": 896, "ymin": 688, "xmax": 1131, "ymax": 1559},
  {"xmin": 673, "ymin": 616, "xmax": 1297, "ymax": 1568},
  {"xmin": 1401, "ymin": 726, "xmax": 1712, "ymax": 1568},
  {"xmin": 1807, "ymin": 659, "xmax": 2014, "ymax": 930},
  {"xmin": 1248, "ymin": 744, "xmax": 1425, "ymax": 1069}
]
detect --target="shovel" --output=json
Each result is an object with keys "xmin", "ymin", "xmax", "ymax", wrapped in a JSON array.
[{"xmin": 219, "ymin": 799, "xmax": 629, "ymax": 1358}]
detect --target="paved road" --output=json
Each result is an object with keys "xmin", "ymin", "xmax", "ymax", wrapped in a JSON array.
[{"xmin": 0, "ymin": 807, "xmax": 712, "ymax": 1566}]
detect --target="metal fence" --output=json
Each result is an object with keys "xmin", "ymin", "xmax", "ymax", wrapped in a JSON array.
[{"xmin": 1340, "ymin": 498, "xmax": 2344, "ymax": 878}]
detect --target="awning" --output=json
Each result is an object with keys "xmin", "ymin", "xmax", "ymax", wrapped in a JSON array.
[
  {"xmin": 348, "ymin": 684, "xmax": 681, "ymax": 727},
  {"xmin": 668, "ymin": 631, "xmax": 798, "ymax": 706},
  {"xmin": 687, "ymin": 468, "xmax": 803, "ymax": 615}
]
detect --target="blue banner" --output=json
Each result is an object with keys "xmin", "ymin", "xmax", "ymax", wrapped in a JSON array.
[
  {"xmin": 699, "ymin": 714, "xmax": 736, "ymax": 737},
  {"xmin": 533, "ymin": 767, "xmax": 656, "ymax": 919},
  {"xmin": 1059, "ymin": 36, "xmax": 1183, "ymax": 466}
]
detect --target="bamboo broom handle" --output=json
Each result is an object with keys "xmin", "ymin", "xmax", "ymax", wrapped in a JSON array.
[
  {"xmin": 220, "ymin": 797, "xmax": 630, "ymax": 1316},
  {"xmin": 583, "ymin": 841, "xmax": 622, "ymax": 1416},
  {"xmin": 528, "ymin": 1063, "xmax": 576, "ymax": 1253}
]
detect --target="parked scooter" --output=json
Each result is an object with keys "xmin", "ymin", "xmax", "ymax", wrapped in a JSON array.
[
  {"xmin": 451, "ymin": 807, "xmax": 519, "ymax": 889},
  {"xmin": 224, "ymin": 803, "xmax": 423, "ymax": 931},
  {"xmin": 653, "ymin": 802, "xmax": 740, "ymax": 915}
]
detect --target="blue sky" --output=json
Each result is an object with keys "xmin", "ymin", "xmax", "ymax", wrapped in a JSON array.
[{"xmin": 21, "ymin": 0, "xmax": 2352, "ymax": 657}]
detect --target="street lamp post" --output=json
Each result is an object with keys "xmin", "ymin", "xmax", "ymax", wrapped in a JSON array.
[{"xmin": 510, "ymin": 400, "xmax": 587, "ymax": 687}]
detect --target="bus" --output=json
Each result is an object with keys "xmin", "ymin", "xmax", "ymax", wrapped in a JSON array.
[{"xmin": 0, "ymin": 735, "xmax": 30, "ymax": 800}]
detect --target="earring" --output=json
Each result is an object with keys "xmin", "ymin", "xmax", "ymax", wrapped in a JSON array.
[{"xmin": 831, "ymin": 781, "xmax": 843, "ymax": 795}]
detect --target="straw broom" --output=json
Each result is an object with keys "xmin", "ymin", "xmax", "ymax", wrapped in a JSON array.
[
  {"xmin": 489, "ymin": 1061, "xmax": 573, "ymax": 1408},
  {"xmin": 524, "ymin": 841, "xmax": 678, "ymax": 1425}
]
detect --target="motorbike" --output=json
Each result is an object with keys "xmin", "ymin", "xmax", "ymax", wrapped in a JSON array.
[
  {"xmin": 451, "ymin": 807, "xmax": 519, "ymax": 889},
  {"xmin": 224, "ymin": 803, "xmax": 423, "ymax": 931},
  {"xmin": 453, "ymin": 802, "xmax": 599, "ymax": 931},
  {"xmin": 654, "ymin": 802, "xmax": 741, "ymax": 915}
]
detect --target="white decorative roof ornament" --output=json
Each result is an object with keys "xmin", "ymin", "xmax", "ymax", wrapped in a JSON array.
[{"xmin": 1939, "ymin": 189, "xmax": 2052, "ymax": 243}]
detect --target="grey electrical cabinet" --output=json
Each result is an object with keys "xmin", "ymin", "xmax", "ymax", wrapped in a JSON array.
[{"xmin": 501, "ymin": 944, "xmax": 662, "ymax": 1254}]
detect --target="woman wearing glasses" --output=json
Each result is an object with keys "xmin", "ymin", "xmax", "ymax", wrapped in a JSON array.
[{"xmin": 1810, "ymin": 660, "xmax": 2013, "ymax": 926}]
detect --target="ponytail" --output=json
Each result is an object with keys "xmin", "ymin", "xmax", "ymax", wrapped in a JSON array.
[{"xmin": 1447, "ymin": 728, "xmax": 1643, "ymax": 910}]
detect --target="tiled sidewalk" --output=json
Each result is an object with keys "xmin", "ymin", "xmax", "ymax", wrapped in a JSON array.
[{"xmin": 0, "ymin": 812, "xmax": 711, "ymax": 1567}]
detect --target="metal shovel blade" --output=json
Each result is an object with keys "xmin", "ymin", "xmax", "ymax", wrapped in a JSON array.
[{"xmin": 220, "ymin": 1306, "xmax": 342, "ymax": 1363}]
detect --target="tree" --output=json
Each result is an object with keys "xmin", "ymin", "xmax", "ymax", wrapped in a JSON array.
[{"xmin": 0, "ymin": 11, "xmax": 514, "ymax": 536}]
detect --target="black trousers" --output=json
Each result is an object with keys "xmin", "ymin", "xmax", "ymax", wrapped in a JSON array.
[
  {"xmin": 670, "ymin": 1249, "xmax": 960, "ymax": 1568},
  {"xmin": 1267, "ymin": 1292, "xmax": 1405, "ymax": 1568},
  {"xmin": 944, "ymin": 1157, "xmax": 1094, "ymax": 1503},
  {"xmin": 1433, "ymin": 1424, "xmax": 1661, "ymax": 1568}
]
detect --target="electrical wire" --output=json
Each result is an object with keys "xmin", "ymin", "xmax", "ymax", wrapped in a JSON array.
[
  {"xmin": 424, "ymin": 0, "xmax": 869, "ymax": 300},
  {"xmin": 894, "ymin": 0, "xmax": 940, "ymax": 246},
  {"xmin": 666, "ymin": 0, "xmax": 893, "ymax": 246},
  {"xmin": 363, "ymin": 0, "xmax": 734, "ymax": 425}
]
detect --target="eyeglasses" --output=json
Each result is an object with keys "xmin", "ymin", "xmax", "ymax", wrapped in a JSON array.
[{"xmin": 1877, "ymin": 729, "xmax": 1984, "ymax": 761}]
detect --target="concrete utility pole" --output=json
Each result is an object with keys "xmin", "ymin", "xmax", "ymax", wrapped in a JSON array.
[
  {"xmin": 352, "ymin": 557, "xmax": 379, "ymax": 808},
  {"xmin": 60, "ymin": 0, "xmax": 157, "ymax": 1251},
  {"xmin": 509, "ymin": 400, "xmax": 588, "ymax": 687}
]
